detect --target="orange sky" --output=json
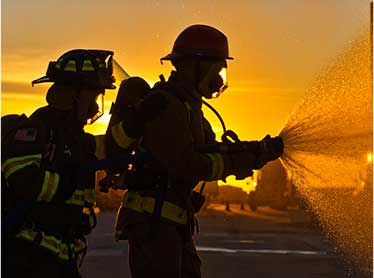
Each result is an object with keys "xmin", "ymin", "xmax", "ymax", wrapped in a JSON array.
[{"xmin": 1, "ymin": 0, "xmax": 372, "ymax": 191}]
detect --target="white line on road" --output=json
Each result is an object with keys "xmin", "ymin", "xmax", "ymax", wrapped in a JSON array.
[
  {"xmin": 196, "ymin": 246, "xmax": 328, "ymax": 256},
  {"xmin": 86, "ymin": 247, "xmax": 327, "ymax": 257}
]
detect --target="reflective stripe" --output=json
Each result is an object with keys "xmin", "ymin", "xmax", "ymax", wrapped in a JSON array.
[
  {"xmin": 206, "ymin": 153, "xmax": 224, "ymax": 180},
  {"xmin": 37, "ymin": 171, "xmax": 60, "ymax": 202},
  {"xmin": 84, "ymin": 189, "xmax": 95, "ymax": 206},
  {"xmin": 17, "ymin": 229, "xmax": 36, "ymax": 241},
  {"xmin": 111, "ymin": 122, "xmax": 137, "ymax": 149},
  {"xmin": 64, "ymin": 60, "xmax": 77, "ymax": 72},
  {"xmin": 82, "ymin": 60, "xmax": 95, "ymax": 71},
  {"xmin": 40, "ymin": 234, "xmax": 61, "ymax": 253},
  {"xmin": 96, "ymin": 57, "xmax": 106, "ymax": 68},
  {"xmin": 16, "ymin": 228, "xmax": 85, "ymax": 261},
  {"xmin": 2, "ymin": 154, "xmax": 42, "ymax": 179},
  {"xmin": 65, "ymin": 189, "xmax": 95, "ymax": 207},
  {"xmin": 65, "ymin": 189, "xmax": 85, "ymax": 206},
  {"xmin": 94, "ymin": 135, "xmax": 106, "ymax": 159},
  {"xmin": 123, "ymin": 191, "xmax": 188, "ymax": 225}
]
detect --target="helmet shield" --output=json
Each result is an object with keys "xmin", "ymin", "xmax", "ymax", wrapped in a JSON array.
[{"xmin": 112, "ymin": 58, "xmax": 130, "ymax": 87}]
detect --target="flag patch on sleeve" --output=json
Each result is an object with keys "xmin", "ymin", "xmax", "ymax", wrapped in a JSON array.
[{"xmin": 14, "ymin": 128, "xmax": 38, "ymax": 142}]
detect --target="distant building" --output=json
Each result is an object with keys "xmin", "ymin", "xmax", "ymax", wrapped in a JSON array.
[
  {"xmin": 217, "ymin": 185, "xmax": 248, "ymax": 203},
  {"xmin": 249, "ymin": 159, "xmax": 299, "ymax": 210},
  {"xmin": 195, "ymin": 181, "xmax": 219, "ymax": 197}
]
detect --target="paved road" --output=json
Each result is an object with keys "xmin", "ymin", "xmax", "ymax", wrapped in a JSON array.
[{"xmin": 81, "ymin": 205, "xmax": 367, "ymax": 278}]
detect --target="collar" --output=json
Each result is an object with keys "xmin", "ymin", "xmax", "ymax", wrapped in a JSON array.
[{"xmin": 167, "ymin": 71, "xmax": 203, "ymax": 110}]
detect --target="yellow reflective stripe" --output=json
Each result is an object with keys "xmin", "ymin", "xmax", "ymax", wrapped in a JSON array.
[
  {"xmin": 16, "ymin": 229, "xmax": 38, "ymax": 241},
  {"xmin": 64, "ymin": 60, "xmax": 77, "ymax": 72},
  {"xmin": 206, "ymin": 153, "xmax": 224, "ymax": 180},
  {"xmin": 58, "ymin": 244, "xmax": 70, "ymax": 260},
  {"xmin": 82, "ymin": 60, "xmax": 95, "ymax": 71},
  {"xmin": 95, "ymin": 57, "xmax": 106, "ymax": 69},
  {"xmin": 65, "ymin": 189, "xmax": 85, "ymax": 206},
  {"xmin": 37, "ymin": 171, "xmax": 60, "ymax": 202},
  {"xmin": 2, "ymin": 154, "xmax": 42, "ymax": 179},
  {"xmin": 123, "ymin": 191, "xmax": 188, "ymax": 225},
  {"xmin": 111, "ymin": 122, "xmax": 137, "ymax": 149},
  {"xmin": 94, "ymin": 135, "xmax": 106, "ymax": 159},
  {"xmin": 84, "ymin": 189, "xmax": 95, "ymax": 206},
  {"xmin": 65, "ymin": 189, "xmax": 94, "ymax": 207},
  {"xmin": 65, "ymin": 199, "xmax": 85, "ymax": 206},
  {"xmin": 16, "ymin": 228, "xmax": 83, "ymax": 261},
  {"xmin": 2, "ymin": 154, "xmax": 42, "ymax": 169},
  {"xmin": 161, "ymin": 201, "xmax": 188, "ymax": 225},
  {"xmin": 40, "ymin": 234, "xmax": 61, "ymax": 253}
]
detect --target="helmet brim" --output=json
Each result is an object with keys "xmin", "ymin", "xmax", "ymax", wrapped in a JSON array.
[
  {"xmin": 160, "ymin": 53, "xmax": 234, "ymax": 61},
  {"xmin": 31, "ymin": 76, "xmax": 52, "ymax": 87},
  {"xmin": 31, "ymin": 75, "xmax": 116, "ymax": 89}
]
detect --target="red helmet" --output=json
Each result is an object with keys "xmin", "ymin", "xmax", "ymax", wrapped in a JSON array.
[{"xmin": 161, "ymin": 25, "xmax": 233, "ymax": 61}]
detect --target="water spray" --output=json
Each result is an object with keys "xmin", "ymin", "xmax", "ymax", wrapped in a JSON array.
[{"xmin": 275, "ymin": 3, "xmax": 373, "ymax": 275}]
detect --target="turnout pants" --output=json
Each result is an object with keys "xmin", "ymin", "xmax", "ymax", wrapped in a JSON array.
[
  {"xmin": 128, "ymin": 221, "xmax": 201, "ymax": 278},
  {"xmin": 5, "ymin": 238, "xmax": 81, "ymax": 278}
]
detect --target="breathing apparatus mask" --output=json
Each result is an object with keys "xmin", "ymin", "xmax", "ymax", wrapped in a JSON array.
[
  {"xmin": 84, "ymin": 89, "xmax": 105, "ymax": 125},
  {"xmin": 197, "ymin": 60, "xmax": 228, "ymax": 99}
]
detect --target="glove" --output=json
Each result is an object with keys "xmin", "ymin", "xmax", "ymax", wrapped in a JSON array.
[
  {"xmin": 122, "ymin": 93, "xmax": 168, "ymax": 138},
  {"xmin": 223, "ymin": 151, "xmax": 256, "ymax": 180},
  {"xmin": 254, "ymin": 135, "xmax": 283, "ymax": 169},
  {"xmin": 191, "ymin": 191, "xmax": 206, "ymax": 213}
]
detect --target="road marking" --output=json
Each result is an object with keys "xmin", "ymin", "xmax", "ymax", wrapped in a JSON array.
[
  {"xmin": 224, "ymin": 239, "xmax": 264, "ymax": 244},
  {"xmin": 196, "ymin": 246, "xmax": 328, "ymax": 256},
  {"xmin": 85, "ymin": 246, "xmax": 327, "ymax": 257}
]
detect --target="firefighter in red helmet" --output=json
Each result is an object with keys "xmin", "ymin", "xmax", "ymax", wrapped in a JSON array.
[
  {"xmin": 2, "ymin": 49, "xmax": 116, "ymax": 278},
  {"xmin": 114, "ymin": 24, "xmax": 283, "ymax": 278}
]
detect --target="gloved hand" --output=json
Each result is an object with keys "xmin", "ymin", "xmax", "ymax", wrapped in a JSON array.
[
  {"xmin": 254, "ymin": 135, "xmax": 283, "ymax": 169},
  {"xmin": 122, "ymin": 93, "xmax": 168, "ymax": 138},
  {"xmin": 191, "ymin": 191, "xmax": 206, "ymax": 213},
  {"xmin": 223, "ymin": 151, "xmax": 256, "ymax": 180}
]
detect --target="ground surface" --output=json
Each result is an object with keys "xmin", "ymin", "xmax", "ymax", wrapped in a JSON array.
[{"xmin": 81, "ymin": 204, "xmax": 370, "ymax": 278}]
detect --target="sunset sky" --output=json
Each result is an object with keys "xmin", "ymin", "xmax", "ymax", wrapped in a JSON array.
[{"xmin": 1, "ymin": 0, "xmax": 372, "ymax": 191}]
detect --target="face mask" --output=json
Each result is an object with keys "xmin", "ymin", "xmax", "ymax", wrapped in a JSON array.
[
  {"xmin": 198, "ymin": 60, "xmax": 228, "ymax": 99},
  {"xmin": 87, "ymin": 93, "xmax": 105, "ymax": 124},
  {"xmin": 77, "ymin": 89, "xmax": 105, "ymax": 125}
]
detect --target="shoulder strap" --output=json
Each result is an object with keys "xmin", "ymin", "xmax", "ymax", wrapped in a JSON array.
[{"xmin": 152, "ymin": 75, "xmax": 192, "ymax": 124}]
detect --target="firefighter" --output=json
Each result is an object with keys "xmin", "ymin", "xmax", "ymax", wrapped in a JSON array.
[
  {"xmin": 2, "ymin": 49, "xmax": 116, "ymax": 278},
  {"xmin": 113, "ymin": 25, "xmax": 283, "ymax": 278}
]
